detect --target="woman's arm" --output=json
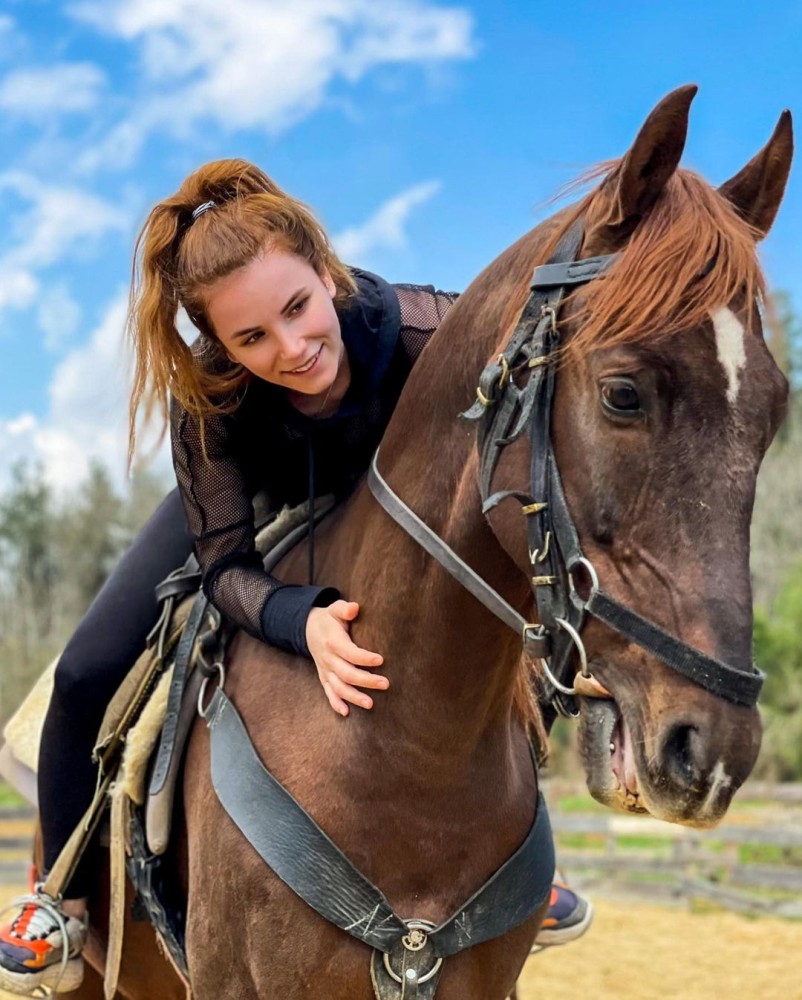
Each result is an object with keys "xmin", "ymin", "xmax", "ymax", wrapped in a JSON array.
[
  {"xmin": 393, "ymin": 283, "xmax": 460, "ymax": 365},
  {"xmin": 170, "ymin": 396, "xmax": 329, "ymax": 648},
  {"xmin": 170, "ymin": 396, "xmax": 387, "ymax": 714}
]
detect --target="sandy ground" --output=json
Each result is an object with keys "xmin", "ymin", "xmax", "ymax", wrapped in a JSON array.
[
  {"xmin": 0, "ymin": 887, "xmax": 799, "ymax": 999},
  {"xmin": 518, "ymin": 898, "xmax": 802, "ymax": 1000}
]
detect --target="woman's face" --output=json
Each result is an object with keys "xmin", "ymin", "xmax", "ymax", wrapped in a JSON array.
[{"xmin": 205, "ymin": 249, "xmax": 343, "ymax": 399}]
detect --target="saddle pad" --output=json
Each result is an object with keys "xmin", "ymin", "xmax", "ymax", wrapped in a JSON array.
[{"xmin": 2, "ymin": 659, "xmax": 57, "ymax": 779}]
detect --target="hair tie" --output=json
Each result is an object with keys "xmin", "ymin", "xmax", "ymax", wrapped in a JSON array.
[{"xmin": 192, "ymin": 200, "xmax": 216, "ymax": 221}]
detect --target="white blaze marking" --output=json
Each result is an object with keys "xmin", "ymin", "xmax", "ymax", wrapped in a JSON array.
[
  {"xmin": 702, "ymin": 760, "xmax": 733, "ymax": 815},
  {"xmin": 711, "ymin": 306, "xmax": 746, "ymax": 404}
]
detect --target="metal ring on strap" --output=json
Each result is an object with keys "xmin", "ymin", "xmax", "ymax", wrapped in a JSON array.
[
  {"xmin": 538, "ymin": 656, "xmax": 580, "ymax": 697},
  {"xmin": 198, "ymin": 662, "xmax": 226, "ymax": 721},
  {"xmin": 568, "ymin": 556, "xmax": 600, "ymax": 610},
  {"xmin": 382, "ymin": 920, "xmax": 443, "ymax": 985},
  {"xmin": 554, "ymin": 616, "xmax": 590, "ymax": 679}
]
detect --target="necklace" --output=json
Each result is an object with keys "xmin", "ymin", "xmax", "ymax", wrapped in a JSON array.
[{"xmin": 313, "ymin": 343, "xmax": 345, "ymax": 418}]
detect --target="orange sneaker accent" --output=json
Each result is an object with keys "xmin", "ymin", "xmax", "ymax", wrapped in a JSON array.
[{"xmin": 0, "ymin": 906, "xmax": 63, "ymax": 969}]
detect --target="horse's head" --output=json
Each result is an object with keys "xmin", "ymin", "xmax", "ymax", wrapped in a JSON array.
[{"xmin": 486, "ymin": 87, "xmax": 792, "ymax": 826}]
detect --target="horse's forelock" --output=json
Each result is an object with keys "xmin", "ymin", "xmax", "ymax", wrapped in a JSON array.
[
  {"xmin": 445, "ymin": 156, "xmax": 767, "ymax": 371},
  {"xmin": 558, "ymin": 165, "xmax": 767, "ymax": 356}
]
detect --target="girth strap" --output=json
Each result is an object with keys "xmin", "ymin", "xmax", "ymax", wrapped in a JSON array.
[{"xmin": 206, "ymin": 688, "xmax": 555, "ymax": 957}]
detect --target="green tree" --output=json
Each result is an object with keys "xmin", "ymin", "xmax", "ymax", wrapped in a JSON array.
[
  {"xmin": 769, "ymin": 290, "xmax": 802, "ymax": 391},
  {"xmin": 123, "ymin": 466, "xmax": 170, "ymax": 539},
  {"xmin": 753, "ymin": 559, "xmax": 802, "ymax": 780},
  {"xmin": 0, "ymin": 458, "xmax": 170, "ymax": 723},
  {"xmin": 55, "ymin": 461, "xmax": 127, "ymax": 619},
  {"xmin": 0, "ymin": 462, "xmax": 58, "ymax": 620},
  {"xmin": 0, "ymin": 462, "xmax": 62, "ymax": 718}
]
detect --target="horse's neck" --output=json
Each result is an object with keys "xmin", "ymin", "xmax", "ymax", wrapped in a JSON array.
[
  {"xmin": 318, "ymin": 227, "xmax": 549, "ymax": 768},
  {"xmin": 331, "ymin": 473, "xmax": 531, "ymax": 788},
  {"xmin": 332, "ymin": 359, "xmax": 534, "ymax": 772}
]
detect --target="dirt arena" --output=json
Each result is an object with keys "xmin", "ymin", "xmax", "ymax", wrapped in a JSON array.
[
  {"xmin": 518, "ymin": 898, "xmax": 802, "ymax": 1000},
  {"xmin": 0, "ymin": 888, "xmax": 799, "ymax": 999}
]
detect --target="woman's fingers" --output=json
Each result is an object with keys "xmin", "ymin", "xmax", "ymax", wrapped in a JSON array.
[
  {"xmin": 328, "ymin": 599, "xmax": 360, "ymax": 623},
  {"xmin": 326, "ymin": 672, "xmax": 374, "ymax": 712},
  {"xmin": 330, "ymin": 661, "xmax": 389, "ymax": 691},
  {"xmin": 309, "ymin": 602, "xmax": 388, "ymax": 715},
  {"xmin": 321, "ymin": 681, "xmax": 350, "ymax": 717},
  {"xmin": 330, "ymin": 634, "xmax": 383, "ymax": 668}
]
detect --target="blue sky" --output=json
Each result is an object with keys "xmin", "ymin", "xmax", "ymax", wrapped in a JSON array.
[{"xmin": 1, "ymin": 0, "xmax": 800, "ymax": 490}]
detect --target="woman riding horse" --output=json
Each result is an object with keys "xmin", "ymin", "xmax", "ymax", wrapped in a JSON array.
[{"xmin": 0, "ymin": 159, "xmax": 588, "ymax": 995}]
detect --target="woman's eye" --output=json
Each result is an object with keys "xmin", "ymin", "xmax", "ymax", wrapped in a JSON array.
[
  {"xmin": 289, "ymin": 297, "xmax": 308, "ymax": 317},
  {"xmin": 600, "ymin": 378, "xmax": 642, "ymax": 418},
  {"xmin": 243, "ymin": 330, "xmax": 264, "ymax": 346}
]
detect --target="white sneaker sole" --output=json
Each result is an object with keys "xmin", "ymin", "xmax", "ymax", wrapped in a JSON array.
[
  {"xmin": 0, "ymin": 956, "xmax": 84, "ymax": 995},
  {"xmin": 533, "ymin": 898, "xmax": 595, "ymax": 947}
]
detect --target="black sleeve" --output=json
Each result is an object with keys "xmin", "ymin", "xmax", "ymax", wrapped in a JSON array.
[
  {"xmin": 392, "ymin": 284, "xmax": 460, "ymax": 366},
  {"xmin": 170, "ymin": 396, "xmax": 337, "ymax": 655}
]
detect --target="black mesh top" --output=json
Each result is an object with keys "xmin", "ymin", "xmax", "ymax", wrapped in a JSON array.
[{"xmin": 171, "ymin": 269, "xmax": 458, "ymax": 656}]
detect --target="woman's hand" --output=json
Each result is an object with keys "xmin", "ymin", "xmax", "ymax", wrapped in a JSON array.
[{"xmin": 306, "ymin": 600, "xmax": 388, "ymax": 716}]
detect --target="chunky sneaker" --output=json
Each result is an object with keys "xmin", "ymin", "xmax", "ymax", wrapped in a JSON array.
[
  {"xmin": 534, "ymin": 881, "xmax": 594, "ymax": 947},
  {"xmin": 0, "ymin": 892, "xmax": 87, "ymax": 995}
]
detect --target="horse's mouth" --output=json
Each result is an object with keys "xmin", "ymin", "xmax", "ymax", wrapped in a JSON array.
[{"xmin": 578, "ymin": 696, "xmax": 650, "ymax": 815}]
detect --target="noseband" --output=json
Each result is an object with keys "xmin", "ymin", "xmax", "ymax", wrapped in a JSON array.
[{"xmin": 368, "ymin": 220, "xmax": 763, "ymax": 714}]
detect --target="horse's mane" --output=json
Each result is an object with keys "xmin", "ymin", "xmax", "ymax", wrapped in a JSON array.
[{"xmin": 546, "ymin": 162, "xmax": 768, "ymax": 357}]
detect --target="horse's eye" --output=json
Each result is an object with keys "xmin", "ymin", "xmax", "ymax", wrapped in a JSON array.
[{"xmin": 600, "ymin": 378, "xmax": 642, "ymax": 418}]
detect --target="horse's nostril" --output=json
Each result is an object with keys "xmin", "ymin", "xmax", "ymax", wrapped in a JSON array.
[{"xmin": 661, "ymin": 724, "xmax": 701, "ymax": 787}]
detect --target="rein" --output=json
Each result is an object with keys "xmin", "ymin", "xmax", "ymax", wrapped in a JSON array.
[{"xmin": 369, "ymin": 221, "xmax": 764, "ymax": 715}]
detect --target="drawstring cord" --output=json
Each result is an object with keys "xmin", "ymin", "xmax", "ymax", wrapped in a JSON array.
[{"xmin": 307, "ymin": 435, "xmax": 315, "ymax": 585}]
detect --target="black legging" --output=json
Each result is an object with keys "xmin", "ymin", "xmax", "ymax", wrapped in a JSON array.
[{"xmin": 37, "ymin": 488, "xmax": 194, "ymax": 898}]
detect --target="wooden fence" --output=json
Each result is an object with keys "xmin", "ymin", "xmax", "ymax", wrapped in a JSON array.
[
  {"xmin": 0, "ymin": 807, "xmax": 35, "ymax": 887},
  {"xmin": 550, "ymin": 804, "xmax": 802, "ymax": 918}
]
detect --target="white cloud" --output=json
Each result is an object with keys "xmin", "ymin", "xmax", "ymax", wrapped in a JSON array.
[
  {"xmin": 0, "ymin": 15, "xmax": 16, "ymax": 51},
  {"xmin": 333, "ymin": 180, "xmax": 441, "ymax": 264},
  {"xmin": 0, "ymin": 413, "xmax": 40, "ymax": 482},
  {"xmin": 70, "ymin": 0, "xmax": 474, "ymax": 170},
  {"xmin": 0, "ymin": 172, "xmax": 129, "ymax": 328},
  {"xmin": 0, "ymin": 294, "xmax": 171, "ymax": 495},
  {"xmin": 1, "ymin": 172, "xmax": 129, "ymax": 270},
  {"xmin": 0, "ymin": 268, "xmax": 38, "ymax": 312},
  {"xmin": 0, "ymin": 63, "xmax": 106, "ymax": 117},
  {"xmin": 37, "ymin": 285, "xmax": 82, "ymax": 352},
  {"xmin": 44, "ymin": 294, "xmax": 141, "ymax": 487}
]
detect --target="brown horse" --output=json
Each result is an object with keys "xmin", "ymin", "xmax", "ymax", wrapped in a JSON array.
[{"xmin": 72, "ymin": 85, "xmax": 791, "ymax": 999}]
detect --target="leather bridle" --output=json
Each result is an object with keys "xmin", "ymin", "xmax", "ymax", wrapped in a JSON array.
[{"xmin": 369, "ymin": 220, "xmax": 764, "ymax": 716}]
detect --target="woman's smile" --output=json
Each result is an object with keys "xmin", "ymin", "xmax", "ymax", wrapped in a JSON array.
[{"xmin": 284, "ymin": 345, "xmax": 322, "ymax": 376}]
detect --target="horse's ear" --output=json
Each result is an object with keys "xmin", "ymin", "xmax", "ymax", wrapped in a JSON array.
[
  {"xmin": 584, "ymin": 85, "xmax": 697, "ymax": 254},
  {"xmin": 718, "ymin": 111, "xmax": 793, "ymax": 240}
]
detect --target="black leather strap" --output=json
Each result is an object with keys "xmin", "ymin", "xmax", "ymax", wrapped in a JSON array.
[
  {"xmin": 367, "ymin": 454, "xmax": 549, "ymax": 657},
  {"xmin": 153, "ymin": 568, "xmax": 202, "ymax": 603},
  {"xmin": 530, "ymin": 253, "xmax": 619, "ymax": 289},
  {"xmin": 428, "ymin": 789, "xmax": 554, "ymax": 956},
  {"xmin": 207, "ymin": 688, "xmax": 554, "ymax": 957},
  {"xmin": 585, "ymin": 590, "xmax": 764, "ymax": 706},
  {"xmin": 149, "ymin": 590, "xmax": 211, "ymax": 794}
]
